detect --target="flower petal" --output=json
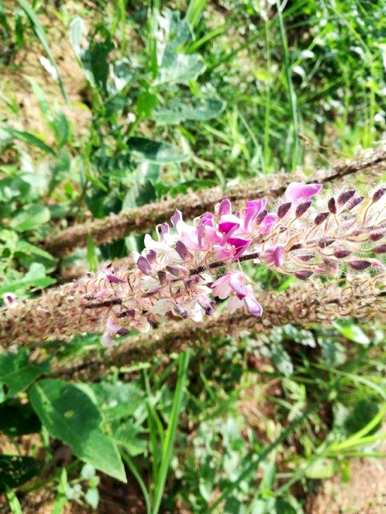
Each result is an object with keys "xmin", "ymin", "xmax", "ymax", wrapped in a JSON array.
[{"xmin": 285, "ymin": 182, "xmax": 322, "ymax": 202}]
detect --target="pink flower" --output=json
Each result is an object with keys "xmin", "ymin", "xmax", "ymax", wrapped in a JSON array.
[
  {"xmin": 211, "ymin": 272, "xmax": 263, "ymax": 317},
  {"xmin": 218, "ymin": 214, "xmax": 241, "ymax": 235},
  {"xmin": 285, "ymin": 182, "xmax": 322, "ymax": 203},
  {"xmin": 264, "ymin": 246, "xmax": 285, "ymax": 267},
  {"xmin": 259, "ymin": 213, "xmax": 279, "ymax": 235}
]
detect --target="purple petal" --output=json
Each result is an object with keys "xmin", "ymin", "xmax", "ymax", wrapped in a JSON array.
[
  {"xmin": 218, "ymin": 198, "xmax": 232, "ymax": 215},
  {"xmin": 260, "ymin": 213, "xmax": 279, "ymax": 235},
  {"xmin": 171, "ymin": 209, "xmax": 183, "ymax": 227},
  {"xmin": 200, "ymin": 212, "xmax": 214, "ymax": 226},
  {"xmin": 106, "ymin": 273, "xmax": 123, "ymax": 284},
  {"xmin": 244, "ymin": 296, "xmax": 263, "ymax": 317},
  {"xmin": 229, "ymin": 272, "xmax": 249, "ymax": 297},
  {"xmin": 137, "ymin": 256, "xmax": 152, "ymax": 275},
  {"xmin": 146, "ymin": 249, "xmax": 157, "ymax": 264},
  {"xmin": 243, "ymin": 199, "xmax": 267, "ymax": 229},
  {"xmin": 175, "ymin": 240, "xmax": 191, "ymax": 260},
  {"xmin": 285, "ymin": 182, "xmax": 322, "ymax": 202},
  {"xmin": 219, "ymin": 214, "xmax": 240, "ymax": 234},
  {"xmin": 156, "ymin": 223, "xmax": 170, "ymax": 240}
]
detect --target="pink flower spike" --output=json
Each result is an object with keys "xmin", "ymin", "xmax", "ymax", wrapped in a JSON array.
[
  {"xmin": 264, "ymin": 246, "xmax": 285, "ymax": 267},
  {"xmin": 244, "ymin": 296, "xmax": 263, "ymax": 317},
  {"xmin": 219, "ymin": 214, "xmax": 241, "ymax": 234},
  {"xmin": 260, "ymin": 213, "xmax": 279, "ymax": 235},
  {"xmin": 285, "ymin": 182, "xmax": 322, "ymax": 202},
  {"xmin": 217, "ymin": 198, "xmax": 232, "ymax": 215}
]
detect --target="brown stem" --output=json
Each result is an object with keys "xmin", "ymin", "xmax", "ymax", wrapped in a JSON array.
[
  {"xmin": 43, "ymin": 146, "xmax": 386, "ymax": 256},
  {"xmin": 52, "ymin": 275, "xmax": 386, "ymax": 381}
]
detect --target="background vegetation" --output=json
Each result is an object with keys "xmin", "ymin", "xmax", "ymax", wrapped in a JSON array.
[{"xmin": 0, "ymin": 0, "xmax": 385, "ymax": 512}]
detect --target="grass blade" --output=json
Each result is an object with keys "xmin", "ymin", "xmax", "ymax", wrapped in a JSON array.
[
  {"xmin": 186, "ymin": 0, "xmax": 207, "ymax": 27},
  {"xmin": 151, "ymin": 351, "xmax": 190, "ymax": 514},
  {"xmin": 16, "ymin": 0, "xmax": 67, "ymax": 101}
]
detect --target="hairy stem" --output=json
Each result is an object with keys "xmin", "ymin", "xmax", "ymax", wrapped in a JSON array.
[{"xmin": 43, "ymin": 146, "xmax": 386, "ymax": 256}]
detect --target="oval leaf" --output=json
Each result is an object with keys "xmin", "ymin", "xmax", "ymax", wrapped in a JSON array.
[
  {"xmin": 128, "ymin": 137, "xmax": 188, "ymax": 163},
  {"xmin": 29, "ymin": 379, "xmax": 126, "ymax": 483}
]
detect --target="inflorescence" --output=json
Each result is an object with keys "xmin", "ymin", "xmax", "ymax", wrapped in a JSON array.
[{"xmin": 83, "ymin": 181, "xmax": 386, "ymax": 346}]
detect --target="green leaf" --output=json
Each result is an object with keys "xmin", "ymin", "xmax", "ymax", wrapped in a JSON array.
[
  {"xmin": 0, "ymin": 262, "xmax": 56, "ymax": 295},
  {"xmin": 0, "ymin": 400, "xmax": 41, "ymax": 435},
  {"xmin": 69, "ymin": 17, "xmax": 85, "ymax": 59},
  {"xmin": 186, "ymin": 0, "xmax": 207, "ymax": 27},
  {"xmin": 305, "ymin": 458, "xmax": 335, "ymax": 479},
  {"xmin": 29, "ymin": 380, "xmax": 126, "ymax": 482},
  {"xmin": 112, "ymin": 420, "xmax": 146, "ymax": 456},
  {"xmin": 83, "ymin": 37, "xmax": 114, "ymax": 94},
  {"xmin": 50, "ymin": 111, "xmax": 70, "ymax": 147},
  {"xmin": 14, "ymin": 240, "xmax": 55, "ymax": 262},
  {"xmin": 3, "ymin": 127, "xmax": 56, "ymax": 155},
  {"xmin": 158, "ymin": 52, "xmax": 205, "ymax": 85},
  {"xmin": 0, "ymin": 349, "xmax": 48, "ymax": 402},
  {"xmin": 153, "ymin": 97, "xmax": 224, "ymax": 124},
  {"xmin": 0, "ymin": 455, "xmax": 40, "ymax": 493},
  {"xmin": 11, "ymin": 205, "xmax": 50, "ymax": 232},
  {"xmin": 90, "ymin": 381, "xmax": 144, "ymax": 421},
  {"xmin": 334, "ymin": 320, "xmax": 370, "ymax": 345},
  {"xmin": 155, "ymin": 10, "xmax": 206, "ymax": 85},
  {"xmin": 128, "ymin": 137, "xmax": 188, "ymax": 164}
]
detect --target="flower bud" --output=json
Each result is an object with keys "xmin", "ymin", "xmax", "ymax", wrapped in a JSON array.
[
  {"xmin": 334, "ymin": 249, "xmax": 351, "ymax": 258},
  {"xmin": 370, "ymin": 232, "xmax": 384, "ymax": 242},
  {"xmin": 296, "ymin": 201, "xmax": 312, "ymax": 218},
  {"xmin": 295, "ymin": 270, "xmax": 313, "ymax": 280},
  {"xmin": 158, "ymin": 270, "xmax": 167, "ymax": 286},
  {"xmin": 348, "ymin": 196, "xmax": 363, "ymax": 210},
  {"xmin": 106, "ymin": 273, "xmax": 123, "ymax": 284},
  {"xmin": 255, "ymin": 209, "xmax": 268, "ymax": 224},
  {"xmin": 116, "ymin": 328, "xmax": 129, "ymax": 336},
  {"xmin": 314, "ymin": 212, "xmax": 329, "ymax": 225},
  {"xmin": 277, "ymin": 202, "xmax": 292, "ymax": 218},
  {"xmin": 328, "ymin": 197, "xmax": 337, "ymax": 214},
  {"xmin": 373, "ymin": 244, "xmax": 386, "ymax": 254},
  {"xmin": 372, "ymin": 187, "xmax": 385, "ymax": 203},
  {"xmin": 338, "ymin": 189, "xmax": 355, "ymax": 205},
  {"xmin": 349, "ymin": 260, "xmax": 371, "ymax": 271},
  {"xmin": 319, "ymin": 238, "xmax": 334, "ymax": 248}
]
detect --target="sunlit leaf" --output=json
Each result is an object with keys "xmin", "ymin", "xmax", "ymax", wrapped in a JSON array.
[{"xmin": 29, "ymin": 380, "xmax": 126, "ymax": 482}]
